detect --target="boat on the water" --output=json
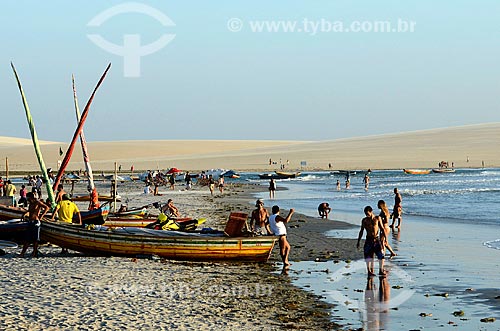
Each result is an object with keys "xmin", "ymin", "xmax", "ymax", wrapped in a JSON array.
[
  {"xmin": 221, "ymin": 170, "xmax": 240, "ymax": 179},
  {"xmin": 330, "ymin": 170, "xmax": 357, "ymax": 176},
  {"xmin": 0, "ymin": 205, "xmax": 27, "ymax": 222},
  {"xmin": 432, "ymin": 168, "xmax": 456, "ymax": 173},
  {"xmin": 40, "ymin": 221, "xmax": 277, "ymax": 262},
  {"xmin": 258, "ymin": 171, "xmax": 301, "ymax": 179},
  {"xmin": 403, "ymin": 169, "xmax": 431, "ymax": 175}
]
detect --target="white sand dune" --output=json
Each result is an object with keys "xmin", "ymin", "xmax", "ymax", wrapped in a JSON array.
[{"xmin": 0, "ymin": 123, "xmax": 499, "ymax": 171}]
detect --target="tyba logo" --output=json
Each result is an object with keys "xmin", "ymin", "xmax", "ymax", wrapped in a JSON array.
[{"xmin": 87, "ymin": 2, "xmax": 176, "ymax": 77}]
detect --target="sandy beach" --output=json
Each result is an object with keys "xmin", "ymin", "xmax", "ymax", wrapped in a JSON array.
[
  {"xmin": 1, "ymin": 123, "xmax": 499, "ymax": 330},
  {"xmin": 1, "ymin": 123, "xmax": 499, "ymax": 172},
  {"xmin": 0, "ymin": 179, "xmax": 359, "ymax": 330}
]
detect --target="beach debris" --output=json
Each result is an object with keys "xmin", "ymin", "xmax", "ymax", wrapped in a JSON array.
[
  {"xmin": 434, "ymin": 292, "xmax": 449, "ymax": 297},
  {"xmin": 447, "ymin": 321, "xmax": 456, "ymax": 325},
  {"xmin": 452, "ymin": 310, "xmax": 465, "ymax": 317},
  {"xmin": 419, "ymin": 312, "xmax": 432, "ymax": 317},
  {"xmin": 354, "ymin": 289, "xmax": 363, "ymax": 293},
  {"xmin": 392, "ymin": 285, "xmax": 403, "ymax": 289},
  {"xmin": 480, "ymin": 317, "xmax": 496, "ymax": 323}
]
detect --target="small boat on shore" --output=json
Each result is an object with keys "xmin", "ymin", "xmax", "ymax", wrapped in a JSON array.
[
  {"xmin": 432, "ymin": 168, "xmax": 456, "ymax": 173},
  {"xmin": 0, "ymin": 205, "xmax": 27, "ymax": 222},
  {"xmin": 76, "ymin": 204, "xmax": 110, "ymax": 225},
  {"xmin": 40, "ymin": 220, "xmax": 277, "ymax": 262},
  {"xmin": 0, "ymin": 219, "xmax": 31, "ymax": 242},
  {"xmin": 71, "ymin": 194, "xmax": 121, "ymax": 202},
  {"xmin": 403, "ymin": 169, "xmax": 431, "ymax": 175}
]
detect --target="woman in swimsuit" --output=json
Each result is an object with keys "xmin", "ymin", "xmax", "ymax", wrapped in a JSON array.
[{"xmin": 377, "ymin": 200, "xmax": 397, "ymax": 259}]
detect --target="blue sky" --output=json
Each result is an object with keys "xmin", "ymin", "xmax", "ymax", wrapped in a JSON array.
[{"xmin": 1, "ymin": 1, "xmax": 499, "ymax": 142}]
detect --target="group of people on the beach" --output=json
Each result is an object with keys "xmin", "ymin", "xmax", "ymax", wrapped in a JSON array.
[
  {"xmin": 357, "ymin": 188, "xmax": 402, "ymax": 276},
  {"xmin": 249, "ymin": 187, "xmax": 403, "ymax": 273}
]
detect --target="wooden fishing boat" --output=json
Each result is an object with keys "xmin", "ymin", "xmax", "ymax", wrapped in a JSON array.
[
  {"xmin": 0, "ymin": 219, "xmax": 31, "ymax": 242},
  {"xmin": 71, "ymin": 194, "xmax": 121, "ymax": 202},
  {"xmin": 105, "ymin": 216, "xmax": 197, "ymax": 228},
  {"xmin": 258, "ymin": 171, "xmax": 301, "ymax": 180},
  {"xmin": 40, "ymin": 221, "xmax": 277, "ymax": 262},
  {"xmin": 0, "ymin": 205, "xmax": 27, "ymax": 222},
  {"xmin": 432, "ymin": 168, "xmax": 456, "ymax": 173},
  {"xmin": 76, "ymin": 204, "xmax": 110, "ymax": 225},
  {"xmin": 330, "ymin": 170, "xmax": 357, "ymax": 176},
  {"xmin": 105, "ymin": 216, "xmax": 156, "ymax": 228},
  {"xmin": 274, "ymin": 171, "xmax": 301, "ymax": 178},
  {"xmin": 403, "ymin": 169, "xmax": 431, "ymax": 175}
]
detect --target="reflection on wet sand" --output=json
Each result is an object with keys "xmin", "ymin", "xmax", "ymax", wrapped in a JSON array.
[
  {"xmin": 391, "ymin": 227, "xmax": 401, "ymax": 251},
  {"xmin": 364, "ymin": 275, "xmax": 391, "ymax": 331}
]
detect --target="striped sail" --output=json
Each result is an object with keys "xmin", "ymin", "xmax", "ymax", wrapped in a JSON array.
[
  {"xmin": 53, "ymin": 63, "xmax": 111, "ymax": 191},
  {"xmin": 72, "ymin": 75, "xmax": 95, "ymax": 192}
]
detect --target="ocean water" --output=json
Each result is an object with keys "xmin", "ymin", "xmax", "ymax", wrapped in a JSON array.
[
  {"xmin": 245, "ymin": 168, "xmax": 500, "ymax": 227},
  {"xmin": 243, "ymin": 169, "xmax": 500, "ymax": 330}
]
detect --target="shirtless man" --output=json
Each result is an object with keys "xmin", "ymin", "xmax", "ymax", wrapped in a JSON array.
[
  {"xmin": 55, "ymin": 184, "xmax": 66, "ymax": 203},
  {"xmin": 318, "ymin": 202, "xmax": 332, "ymax": 219},
  {"xmin": 162, "ymin": 199, "xmax": 180, "ymax": 217},
  {"xmin": 250, "ymin": 199, "xmax": 270, "ymax": 235},
  {"xmin": 390, "ymin": 188, "xmax": 402, "ymax": 228},
  {"xmin": 20, "ymin": 192, "xmax": 50, "ymax": 257},
  {"xmin": 363, "ymin": 174, "xmax": 370, "ymax": 190},
  {"xmin": 357, "ymin": 206, "xmax": 386, "ymax": 277}
]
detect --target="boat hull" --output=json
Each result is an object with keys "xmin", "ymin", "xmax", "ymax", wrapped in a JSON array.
[
  {"xmin": 0, "ymin": 205, "xmax": 27, "ymax": 222},
  {"xmin": 0, "ymin": 220, "xmax": 31, "ymax": 242},
  {"xmin": 40, "ymin": 221, "xmax": 277, "ymax": 262},
  {"xmin": 432, "ymin": 168, "xmax": 456, "ymax": 173},
  {"xmin": 258, "ymin": 172, "xmax": 301, "ymax": 179},
  {"xmin": 403, "ymin": 169, "xmax": 431, "ymax": 175},
  {"xmin": 76, "ymin": 204, "xmax": 110, "ymax": 225}
]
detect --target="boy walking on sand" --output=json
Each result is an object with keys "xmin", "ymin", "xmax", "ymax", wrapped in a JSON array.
[{"xmin": 357, "ymin": 206, "xmax": 386, "ymax": 277}]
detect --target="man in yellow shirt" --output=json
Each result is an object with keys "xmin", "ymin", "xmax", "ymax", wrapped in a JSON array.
[
  {"xmin": 51, "ymin": 194, "xmax": 81, "ymax": 254},
  {"xmin": 51, "ymin": 194, "xmax": 82, "ymax": 225}
]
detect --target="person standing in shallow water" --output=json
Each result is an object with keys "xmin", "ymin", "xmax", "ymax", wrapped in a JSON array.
[
  {"xmin": 268, "ymin": 205, "xmax": 294, "ymax": 266},
  {"xmin": 390, "ymin": 188, "xmax": 403, "ymax": 229},
  {"xmin": 269, "ymin": 178, "xmax": 276, "ymax": 199},
  {"xmin": 377, "ymin": 200, "xmax": 397, "ymax": 259},
  {"xmin": 357, "ymin": 206, "xmax": 386, "ymax": 277}
]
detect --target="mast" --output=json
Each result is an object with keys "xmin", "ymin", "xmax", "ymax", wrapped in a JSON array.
[
  {"xmin": 72, "ymin": 75, "xmax": 96, "ymax": 191},
  {"xmin": 52, "ymin": 63, "xmax": 111, "ymax": 191},
  {"xmin": 11, "ymin": 62, "xmax": 56, "ymax": 208}
]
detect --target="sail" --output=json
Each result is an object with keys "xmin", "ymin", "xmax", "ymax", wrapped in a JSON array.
[
  {"xmin": 53, "ymin": 63, "xmax": 111, "ymax": 191},
  {"xmin": 72, "ymin": 75, "xmax": 95, "ymax": 191},
  {"xmin": 11, "ymin": 63, "xmax": 56, "ymax": 208}
]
